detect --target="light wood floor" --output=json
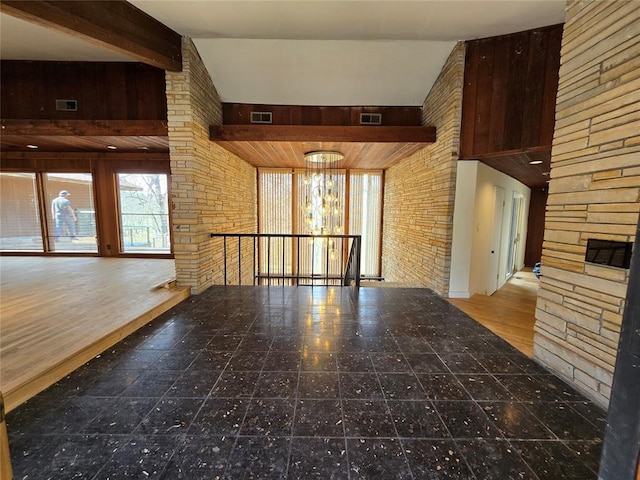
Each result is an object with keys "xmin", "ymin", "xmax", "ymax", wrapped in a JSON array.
[
  {"xmin": 448, "ymin": 271, "xmax": 539, "ymax": 357},
  {"xmin": 0, "ymin": 257, "xmax": 189, "ymax": 412}
]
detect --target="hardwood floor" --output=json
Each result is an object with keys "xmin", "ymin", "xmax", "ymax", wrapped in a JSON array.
[
  {"xmin": 0, "ymin": 257, "xmax": 190, "ymax": 412},
  {"xmin": 448, "ymin": 270, "xmax": 539, "ymax": 357}
]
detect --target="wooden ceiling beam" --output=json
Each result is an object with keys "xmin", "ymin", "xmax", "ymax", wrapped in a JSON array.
[
  {"xmin": 210, "ymin": 125, "xmax": 437, "ymax": 143},
  {"xmin": 1, "ymin": 119, "xmax": 168, "ymax": 136},
  {"xmin": 0, "ymin": 0, "xmax": 182, "ymax": 71}
]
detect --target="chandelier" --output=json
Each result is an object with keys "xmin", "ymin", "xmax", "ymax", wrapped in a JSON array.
[{"xmin": 300, "ymin": 150, "xmax": 344, "ymax": 237}]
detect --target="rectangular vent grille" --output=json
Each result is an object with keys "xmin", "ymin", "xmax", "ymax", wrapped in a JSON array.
[
  {"xmin": 360, "ymin": 113, "xmax": 382, "ymax": 125},
  {"xmin": 55, "ymin": 99, "xmax": 78, "ymax": 111},
  {"xmin": 251, "ymin": 111, "xmax": 273, "ymax": 124}
]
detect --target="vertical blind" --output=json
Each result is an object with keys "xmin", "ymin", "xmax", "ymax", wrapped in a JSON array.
[
  {"xmin": 0, "ymin": 173, "xmax": 43, "ymax": 252},
  {"xmin": 349, "ymin": 170, "xmax": 383, "ymax": 277},
  {"xmin": 258, "ymin": 169, "xmax": 293, "ymax": 279}
]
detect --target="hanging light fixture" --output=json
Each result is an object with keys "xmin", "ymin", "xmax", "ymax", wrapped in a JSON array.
[{"xmin": 301, "ymin": 150, "xmax": 344, "ymax": 237}]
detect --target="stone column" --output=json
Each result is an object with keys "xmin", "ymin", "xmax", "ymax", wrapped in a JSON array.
[{"xmin": 166, "ymin": 38, "xmax": 257, "ymax": 293}]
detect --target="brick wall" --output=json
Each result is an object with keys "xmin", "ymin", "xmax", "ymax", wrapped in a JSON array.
[
  {"xmin": 534, "ymin": 0, "xmax": 640, "ymax": 406},
  {"xmin": 166, "ymin": 38, "xmax": 257, "ymax": 293},
  {"xmin": 381, "ymin": 43, "xmax": 465, "ymax": 295}
]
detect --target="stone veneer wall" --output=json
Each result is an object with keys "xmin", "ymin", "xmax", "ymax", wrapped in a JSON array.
[
  {"xmin": 166, "ymin": 38, "xmax": 257, "ymax": 293},
  {"xmin": 534, "ymin": 0, "xmax": 640, "ymax": 406},
  {"xmin": 381, "ymin": 43, "xmax": 465, "ymax": 295}
]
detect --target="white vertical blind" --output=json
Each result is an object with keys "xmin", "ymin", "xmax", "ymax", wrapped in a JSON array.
[
  {"xmin": 349, "ymin": 170, "xmax": 383, "ymax": 277},
  {"xmin": 258, "ymin": 169, "xmax": 292, "ymax": 280}
]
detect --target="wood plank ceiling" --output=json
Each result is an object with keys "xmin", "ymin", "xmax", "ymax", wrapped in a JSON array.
[
  {"xmin": 209, "ymin": 123, "xmax": 437, "ymax": 170},
  {"xmin": 215, "ymin": 141, "xmax": 431, "ymax": 171},
  {"xmin": 0, "ymin": 119, "xmax": 170, "ymax": 154},
  {"xmin": 0, "ymin": 130, "xmax": 432, "ymax": 171}
]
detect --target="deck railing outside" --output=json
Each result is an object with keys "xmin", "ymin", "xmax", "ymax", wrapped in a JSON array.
[{"xmin": 210, "ymin": 233, "xmax": 361, "ymax": 287}]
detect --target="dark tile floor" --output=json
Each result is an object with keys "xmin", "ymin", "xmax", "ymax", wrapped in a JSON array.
[{"xmin": 8, "ymin": 286, "xmax": 606, "ymax": 479}]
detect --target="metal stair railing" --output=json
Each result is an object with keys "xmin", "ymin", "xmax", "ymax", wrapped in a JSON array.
[{"xmin": 210, "ymin": 233, "xmax": 361, "ymax": 287}]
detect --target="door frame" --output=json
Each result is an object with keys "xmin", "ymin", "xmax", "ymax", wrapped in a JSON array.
[{"xmin": 486, "ymin": 185, "xmax": 505, "ymax": 295}]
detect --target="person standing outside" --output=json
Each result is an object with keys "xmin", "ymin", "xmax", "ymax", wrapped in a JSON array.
[{"xmin": 51, "ymin": 190, "xmax": 77, "ymax": 239}]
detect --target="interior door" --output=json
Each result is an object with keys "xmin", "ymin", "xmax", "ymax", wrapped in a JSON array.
[
  {"xmin": 486, "ymin": 186, "xmax": 505, "ymax": 295},
  {"xmin": 506, "ymin": 193, "xmax": 524, "ymax": 278}
]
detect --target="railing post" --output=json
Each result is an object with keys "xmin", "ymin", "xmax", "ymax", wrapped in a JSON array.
[
  {"xmin": 296, "ymin": 237, "xmax": 300, "ymax": 286},
  {"xmin": 325, "ymin": 236, "xmax": 329, "ymax": 286},
  {"xmin": 340, "ymin": 237, "xmax": 345, "ymax": 284},
  {"xmin": 311, "ymin": 238, "xmax": 315, "ymax": 286},
  {"xmin": 238, "ymin": 235, "xmax": 242, "ymax": 286},
  {"xmin": 267, "ymin": 236, "xmax": 271, "ymax": 286},
  {"xmin": 253, "ymin": 236, "xmax": 257, "ymax": 286},
  {"xmin": 223, "ymin": 236, "xmax": 228, "ymax": 285},
  {"xmin": 355, "ymin": 236, "xmax": 361, "ymax": 287}
]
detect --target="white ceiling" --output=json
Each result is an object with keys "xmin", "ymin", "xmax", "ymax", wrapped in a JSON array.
[
  {"xmin": 0, "ymin": 14, "xmax": 132, "ymax": 62},
  {"xmin": 1, "ymin": 0, "xmax": 566, "ymax": 106}
]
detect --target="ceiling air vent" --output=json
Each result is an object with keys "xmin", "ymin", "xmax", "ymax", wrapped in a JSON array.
[
  {"xmin": 360, "ymin": 113, "xmax": 382, "ymax": 125},
  {"xmin": 250, "ymin": 111, "xmax": 273, "ymax": 124},
  {"xmin": 55, "ymin": 99, "xmax": 78, "ymax": 111}
]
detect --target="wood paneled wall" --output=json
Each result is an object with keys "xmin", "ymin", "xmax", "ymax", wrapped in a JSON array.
[
  {"xmin": 460, "ymin": 24, "xmax": 563, "ymax": 159},
  {"xmin": 222, "ymin": 104, "xmax": 422, "ymax": 126},
  {"xmin": 524, "ymin": 187, "xmax": 548, "ymax": 267},
  {"xmin": 1, "ymin": 61, "xmax": 167, "ymax": 120}
]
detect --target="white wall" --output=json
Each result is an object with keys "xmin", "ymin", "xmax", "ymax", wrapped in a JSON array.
[
  {"xmin": 195, "ymin": 38, "xmax": 456, "ymax": 106},
  {"xmin": 449, "ymin": 161, "xmax": 531, "ymax": 298},
  {"xmin": 449, "ymin": 161, "xmax": 478, "ymax": 297}
]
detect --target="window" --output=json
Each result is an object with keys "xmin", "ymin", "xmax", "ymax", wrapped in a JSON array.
[
  {"xmin": 0, "ymin": 172, "xmax": 43, "ymax": 252},
  {"xmin": 349, "ymin": 171, "xmax": 382, "ymax": 277},
  {"xmin": 296, "ymin": 168, "xmax": 346, "ymax": 283},
  {"xmin": 117, "ymin": 173, "xmax": 170, "ymax": 254},
  {"xmin": 258, "ymin": 169, "xmax": 292, "ymax": 281},
  {"xmin": 45, "ymin": 173, "xmax": 97, "ymax": 253},
  {"xmin": 0, "ymin": 163, "xmax": 172, "ymax": 257},
  {"xmin": 258, "ymin": 168, "xmax": 383, "ymax": 284}
]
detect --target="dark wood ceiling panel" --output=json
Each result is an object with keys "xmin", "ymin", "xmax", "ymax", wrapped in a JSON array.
[
  {"xmin": 470, "ymin": 146, "xmax": 551, "ymax": 188},
  {"xmin": 1, "ymin": 62, "xmax": 167, "ymax": 121},
  {"xmin": 460, "ymin": 24, "xmax": 562, "ymax": 160},
  {"xmin": 222, "ymin": 104, "xmax": 423, "ymax": 127},
  {"xmin": 0, "ymin": 118, "xmax": 169, "ymax": 153}
]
